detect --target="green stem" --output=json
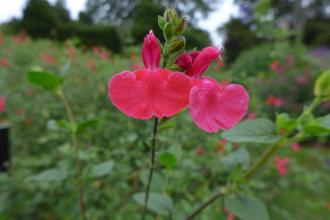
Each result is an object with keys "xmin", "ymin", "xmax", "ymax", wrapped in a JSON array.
[
  {"xmin": 57, "ymin": 90, "xmax": 86, "ymax": 220},
  {"xmin": 142, "ymin": 117, "xmax": 159, "ymax": 220}
]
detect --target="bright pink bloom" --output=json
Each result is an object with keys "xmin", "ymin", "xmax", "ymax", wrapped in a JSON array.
[
  {"xmin": 291, "ymin": 143, "xmax": 301, "ymax": 151},
  {"xmin": 177, "ymin": 47, "xmax": 249, "ymax": 132},
  {"xmin": 108, "ymin": 31, "xmax": 192, "ymax": 119},
  {"xmin": 266, "ymin": 96, "xmax": 283, "ymax": 107},
  {"xmin": 0, "ymin": 58, "xmax": 10, "ymax": 68},
  {"xmin": 0, "ymin": 96, "xmax": 5, "ymax": 113},
  {"xmin": 274, "ymin": 156, "xmax": 290, "ymax": 176}
]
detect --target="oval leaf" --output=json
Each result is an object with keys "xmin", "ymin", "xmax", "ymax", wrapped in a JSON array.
[
  {"xmin": 225, "ymin": 194, "xmax": 269, "ymax": 220},
  {"xmin": 222, "ymin": 119, "xmax": 280, "ymax": 144},
  {"xmin": 133, "ymin": 192, "xmax": 173, "ymax": 215},
  {"xmin": 91, "ymin": 160, "xmax": 114, "ymax": 178},
  {"xmin": 159, "ymin": 152, "xmax": 177, "ymax": 169},
  {"xmin": 27, "ymin": 70, "xmax": 64, "ymax": 91}
]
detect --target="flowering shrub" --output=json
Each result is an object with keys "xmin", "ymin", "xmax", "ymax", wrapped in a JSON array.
[{"xmin": 0, "ymin": 7, "xmax": 329, "ymax": 220}]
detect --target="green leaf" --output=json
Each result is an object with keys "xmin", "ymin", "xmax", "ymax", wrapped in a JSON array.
[
  {"xmin": 223, "ymin": 147, "xmax": 250, "ymax": 170},
  {"xmin": 27, "ymin": 70, "xmax": 64, "ymax": 91},
  {"xmin": 158, "ymin": 15, "xmax": 165, "ymax": 30},
  {"xmin": 30, "ymin": 168, "xmax": 68, "ymax": 182},
  {"xmin": 91, "ymin": 160, "xmax": 114, "ymax": 178},
  {"xmin": 56, "ymin": 120, "xmax": 76, "ymax": 133},
  {"xmin": 139, "ymin": 171, "xmax": 164, "ymax": 192},
  {"xmin": 225, "ymin": 194, "xmax": 269, "ymax": 220},
  {"xmin": 276, "ymin": 113, "xmax": 297, "ymax": 132},
  {"xmin": 76, "ymin": 119, "xmax": 99, "ymax": 134},
  {"xmin": 159, "ymin": 119, "xmax": 176, "ymax": 131},
  {"xmin": 314, "ymin": 70, "xmax": 330, "ymax": 100},
  {"xmin": 133, "ymin": 192, "xmax": 173, "ymax": 215},
  {"xmin": 222, "ymin": 119, "xmax": 280, "ymax": 144},
  {"xmin": 303, "ymin": 114, "xmax": 330, "ymax": 135},
  {"xmin": 159, "ymin": 152, "xmax": 177, "ymax": 169}
]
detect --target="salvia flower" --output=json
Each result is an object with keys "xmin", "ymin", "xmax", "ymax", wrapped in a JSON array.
[
  {"xmin": 274, "ymin": 156, "xmax": 290, "ymax": 176},
  {"xmin": 266, "ymin": 96, "xmax": 283, "ymax": 107},
  {"xmin": 176, "ymin": 47, "xmax": 249, "ymax": 132},
  {"xmin": 0, "ymin": 96, "xmax": 5, "ymax": 113},
  {"xmin": 108, "ymin": 31, "xmax": 192, "ymax": 119},
  {"xmin": 291, "ymin": 143, "xmax": 301, "ymax": 151}
]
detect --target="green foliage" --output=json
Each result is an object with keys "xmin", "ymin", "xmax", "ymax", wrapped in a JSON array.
[
  {"xmin": 90, "ymin": 160, "xmax": 115, "ymax": 178},
  {"xmin": 159, "ymin": 152, "xmax": 177, "ymax": 169},
  {"xmin": 27, "ymin": 70, "xmax": 64, "ymax": 91},
  {"xmin": 225, "ymin": 194, "xmax": 269, "ymax": 220},
  {"xmin": 314, "ymin": 70, "xmax": 330, "ymax": 101},
  {"xmin": 133, "ymin": 192, "xmax": 173, "ymax": 215},
  {"xmin": 222, "ymin": 119, "xmax": 280, "ymax": 144},
  {"xmin": 223, "ymin": 147, "xmax": 250, "ymax": 170}
]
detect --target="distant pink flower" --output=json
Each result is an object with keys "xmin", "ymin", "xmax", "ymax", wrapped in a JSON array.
[
  {"xmin": 0, "ymin": 96, "xmax": 5, "ymax": 113},
  {"xmin": 274, "ymin": 156, "xmax": 290, "ymax": 176},
  {"xmin": 266, "ymin": 96, "xmax": 283, "ymax": 107},
  {"xmin": 108, "ymin": 31, "xmax": 192, "ymax": 119},
  {"xmin": 247, "ymin": 112, "xmax": 256, "ymax": 120},
  {"xmin": 216, "ymin": 139, "xmax": 228, "ymax": 153},
  {"xmin": 86, "ymin": 59, "xmax": 96, "ymax": 70},
  {"xmin": 224, "ymin": 208, "xmax": 235, "ymax": 220},
  {"xmin": 286, "ymin": 55, "xmax": 294, "ymax": 65},
  {"xmin": 291, "ymin": 143, "xmax": 301, "ymax": 151},
  {"xmin": 12, "ymin": 31, "xmax": 28, "ymax": 44},
  {"xmin": 41, "ymin": 54, "xmax": 57, "ymax": 65},
  {"xmin": 93, "ymin": 47, "xmax": 109, "ymax": 60},
  {"xmin": 195, "ymin": 146, "xmax": 206, "ymax": 155},
  {"xmin": 295, "ymin": 75, "xmax": 309, "ymax": 85},
  {"xmin": 176, "ymin": 47, "xmax": 249, "ymax": 132},
  {"xmin": 270, "ymin": 60, "xmax": 285, "ymax": 74},
  {"xmin": 0, "ymin": 58, "xmax": 10, "ymax": 68}
]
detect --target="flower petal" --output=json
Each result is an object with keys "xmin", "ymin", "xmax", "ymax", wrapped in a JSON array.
[
  {"xmin": 142, "ymin": 30, "xmax": 160, "ymax": 70},
  {"xmin": 187, "ymin": 47, "xmax": 220, "ymax": 77},
  {"xmin": 189, "ymin": 78, "xmax": 249, "ymax": 132},
  {"xmin": 109, "ymin": 69, "xmax": 192, "ymax": 119}
]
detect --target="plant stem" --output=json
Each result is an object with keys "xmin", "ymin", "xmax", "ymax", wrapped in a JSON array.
[
  {"xmin": 142, "ymin": 117, "xmax": 159, "ymax": 220},
  {"xmin": 57, "ymin": 90, "xmax": 87, "ymax": 220},
  {"xmin": 185, "ymin": 191, "xmax": 225, "ymax": 220}
]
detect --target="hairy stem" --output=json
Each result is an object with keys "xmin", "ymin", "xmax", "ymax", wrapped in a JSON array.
[
  {"xmin": 57, "ymin": 90, "xmax": 86, "ymax": 220},
  {"xmin": 142, "ymin": 117, "xmax": 159, "ymax": 220}
]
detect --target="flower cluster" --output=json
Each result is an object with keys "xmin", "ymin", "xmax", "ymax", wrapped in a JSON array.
[
  {"xmin": 108, "ymin": 31, "xmax": 249, "ymax": 132},
  {"xmin": 0, "ymin": 96, "xmax": 5, "ymax": 113}
]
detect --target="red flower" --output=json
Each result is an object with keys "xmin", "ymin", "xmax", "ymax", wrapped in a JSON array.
[
  {"xmin": 108, "ymin": 31, "xmax": 192, "ymax": 119},
  {"xmin": 0, "ymin": 58, "xmax": 10, "ymax": 68},
  {"xmin": 12, "ymin": 31, "xmax": 29, "ymax": 44},
  {"xmin": 176, "ymin": 47, "xmax": 249, "ymax": 132},
  {"xmin": 215, "ymin": 139, "xmax": 228, "ymax": 153},
  {"xmin": 41, "ymin": 54, "xmax": 57, "ymax": 65},
  {"xmin": 291, "ymin": 143, "xmax": 301, "ymax": 151},
  {"xmin": 195, "ymin": 146, "xmax": 206, "ymax": 155},
  {"xmin": 93, "ymin": 47, "xmax": 109, "ymax": 60},
  {"xmin": 274, "ymin": 156, "xmax": 290, "ymax": 176},
  {"xmin": 0, "ymin": 96, "xmax": 5, "ymax": 113},
  {"xmin": 247, "ymin": 112, "xmax": 256, "ymax": 120},
  {"xmin": 269, "ymin": 60, "xmax": 285, "ymax": 74},
  {"xmin": 266, "ymin": 96, "xmax": 283, "ymax": 107}
]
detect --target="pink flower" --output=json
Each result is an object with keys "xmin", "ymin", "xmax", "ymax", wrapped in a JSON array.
[
  {"xmin": 286, "ymin": 55, "xmax": 294, "ymax": 65},
  {"xmin": 215, "ymin": 139, "xmax": 228, "ymax": 153},
  {"xmin": 12, "ymin": 31, "xmax": 29, "ymax": 44},
  {"xmin": 108, "ymin": 31, "xmax": 192, "ymax": 119},
  {"xmin": 93, "ymin": 47, "xmax": 109, "ymax": 60},
  {"xmin": 274, "ymin": 156, "xmax": 290, "ymax": 176},
  {"xmin": 247, "ymin": 112, "xmax": 256, "ymax": 120},
  {"xmin": 195, "ymin": 146, "xmax": 206, "ymax": 155},
  {"xmin": 224, "ymin": 208, "xmax": 235, "ymax": 220},
  {"xmin": 41, "ymin": 54, "xmax": 57, "ymax": 65},
  {"xmin": 0, "ymin": 58, "xmax": 10, "ymax": 68},
  {"xmin": 291, "ymin": 143, "xmax": 301, "ymax": 151},
  {"xmin": 266, "ymin": 96, "xmax": 283, "ymax": 107},
  {"xmin": 0, "ymin": 96, "xmax": 5, "ymax": 113},
  {"xmin": 270, "ymin": 60, "xmax": 285, "ymax": 74},
  {"xmin": 176, "ymin": 47, "xmax": 249, "ymax": 132}
]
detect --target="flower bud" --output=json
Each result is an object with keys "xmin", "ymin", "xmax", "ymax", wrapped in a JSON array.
[
  {"xmin": 158, "ymin": 16, "xmax": 165, "ymax": 30},
  {"xmin": 168, "ymin": 36, "xmax": 185, "ymax": 54},
  {"xmin": 175, "ymin": 17, "xmax": 187, "ymax": 34},
  {"xmin": 142, "ymin": 30, "xmax": 160, "ymax": 70},
  {"xmin": 164, "ymin": 8, "xmax": 177, "ymax": 23},
  {"xmin": 164, "ymin": 23, "xmax": 174, "ymax": 41},
  {"xmin": 314, "ymin": 70, "xmax": 330, "ymax": 101}
]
